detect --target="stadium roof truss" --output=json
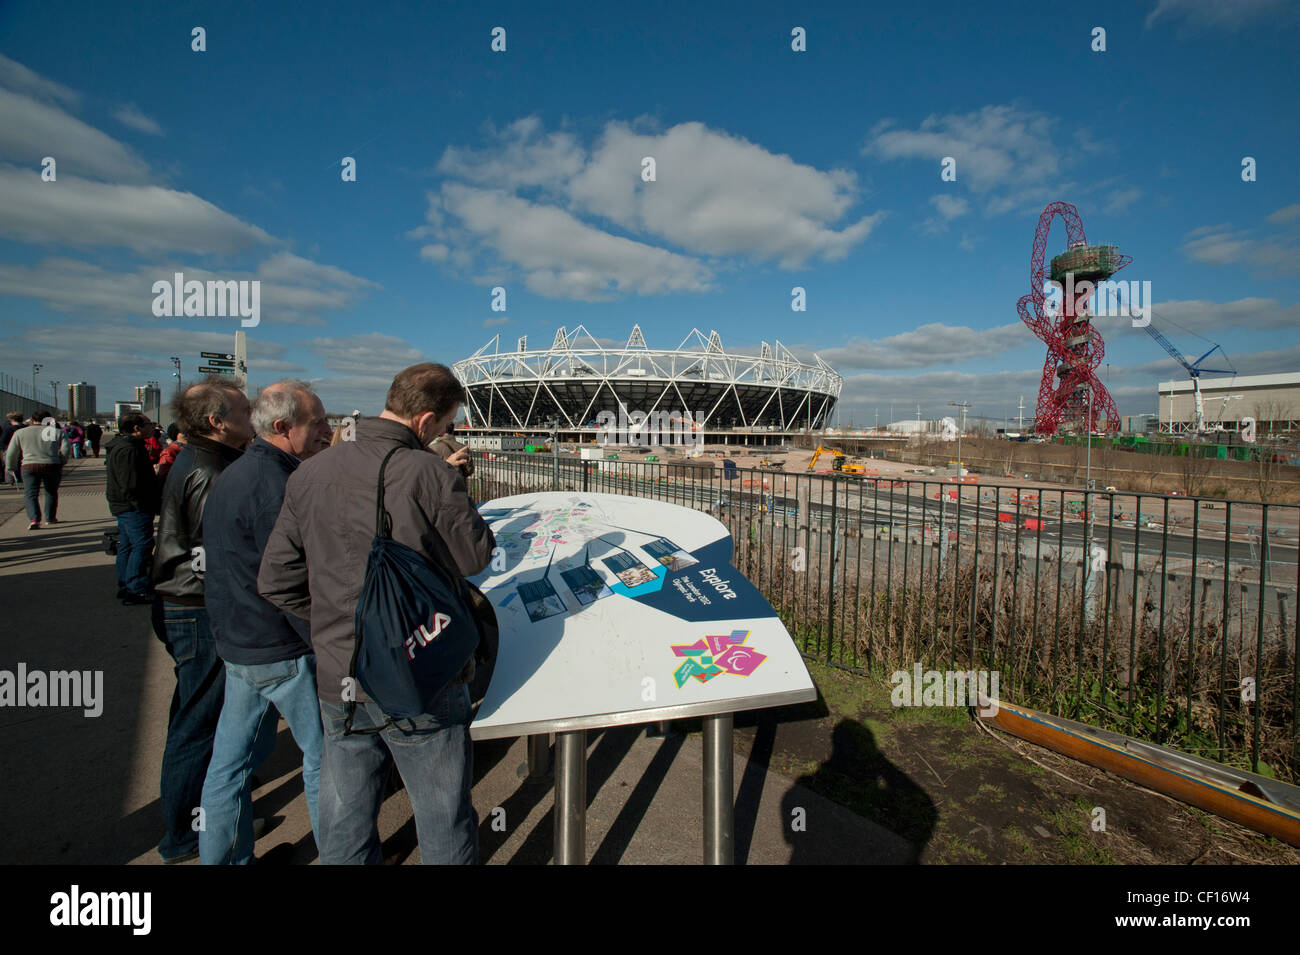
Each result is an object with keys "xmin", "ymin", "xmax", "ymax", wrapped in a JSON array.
[{"xmin": 452, "ymin": 325, "xmax": 842, "ymax": 431}]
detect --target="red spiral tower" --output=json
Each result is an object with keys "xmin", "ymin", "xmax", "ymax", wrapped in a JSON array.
[{"xmin": 1016, "ymin": 201, "xmax": 1128, "ymax": 435}]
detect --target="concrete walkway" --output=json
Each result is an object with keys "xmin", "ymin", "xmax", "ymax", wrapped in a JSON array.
[{"xmin": 0, "ymin": 455, "xmax": 901, "ymax": 864}]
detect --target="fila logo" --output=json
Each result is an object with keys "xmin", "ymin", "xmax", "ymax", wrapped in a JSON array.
[{"xmin": 404, "ymin": 612, "xmax": 452, "ymax": 661}]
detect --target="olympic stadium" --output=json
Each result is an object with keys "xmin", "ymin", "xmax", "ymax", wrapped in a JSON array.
[{"xmin": 451, "ymin": 325, "xmax": 842, "ymax": 441}]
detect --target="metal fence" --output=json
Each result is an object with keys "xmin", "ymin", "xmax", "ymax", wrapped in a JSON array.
[
  {"xmin": 469, "ymin": 450, "xmax": 1300, "ymax": 783},
  {"xmin": 0, "ymin": 372, "xmax": 61, "ymax": 420}
]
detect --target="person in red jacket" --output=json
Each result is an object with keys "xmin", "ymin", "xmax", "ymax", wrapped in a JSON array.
[
  {"xmin": 156, "ymin": 423, "xmax": 186, "ymax": 485},
  {"xmin": 145, "ymin": 427, "xmax": 164, "ymax": 468}
]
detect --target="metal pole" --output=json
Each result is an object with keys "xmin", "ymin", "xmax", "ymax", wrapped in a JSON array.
[
  {"xmin": 526, "ymin": 734, "xmax": 551, "ymax": 779},
  {"xmin": 551, "ymin": 421, "xmax": 559, "ymax": 489},
  {"xmin": 702, "ymin": 712, "xmax": 734, "ymax": 864},
  {"xmin": 1084, "ymin": 388, "xmax": 1095, "ymax": 620},
  {"xmin": 552, "ymin": 729, "xmax": 586, "ymax": 864}
]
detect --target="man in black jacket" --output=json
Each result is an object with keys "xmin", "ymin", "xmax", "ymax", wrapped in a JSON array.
[
  {"xmin": 150, "ymin": 375, "xmax": 253, "ymax": 864},
  {"xmin": 198, "ymin": 380, "xmax": 332, "ymax": 864},
  {"xmin": 104, "ymin": 411, "xmax": 160, "ymax": 602},
  {"xmin": 84, "ymin": 420, "xmax": 103, "ymax": 457}
]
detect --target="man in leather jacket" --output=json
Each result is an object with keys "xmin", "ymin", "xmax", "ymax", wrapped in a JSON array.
[{"xmin": 150, "ymin": 375, "xmax": 253, "ymax": 864}]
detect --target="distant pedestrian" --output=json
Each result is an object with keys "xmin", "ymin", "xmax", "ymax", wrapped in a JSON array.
[
  {"xmin": 4, "ymin": 411, "xmax": 70, "ymax": 529},
  {"xmin": 156, "ymin": 423, "xmax": 186, "ymax": 487},
  {"xmin": 199, "ymin": 380, "xmax": 333, "ymax": 864},
  {"xmin": 1, "ymin": 411, "xmax": 26, "ymax": 486},
  {"xmin": 105, "ymin": 412, "xmax": 161, "ymax": 602},
  {"xmin": 84, "ymin": 420, "xmax": 103, "ymax": 457},
  {"xmin": 151, "ymin": 377, "xmax": 254, "ymax": 864},
  {"xmin": 64, "ymin": 421, "xmax": 85, "ymax": 459}
]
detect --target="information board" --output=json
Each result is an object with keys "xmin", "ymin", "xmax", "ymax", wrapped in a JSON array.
[{"xmin": 469, "ymin": 492, "xmax": 816, "ymax": 740}]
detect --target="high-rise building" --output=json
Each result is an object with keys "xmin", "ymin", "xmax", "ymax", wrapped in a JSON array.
[
  {"xmin": 67, "ymin": 382, "xmax": 97, "ymax": 419},
  {"xmin": 135, "ymin": 383, "xmax": 162, "ymax": 422}
]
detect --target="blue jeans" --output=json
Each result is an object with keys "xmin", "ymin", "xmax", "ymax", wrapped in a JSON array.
[
  {"xmin": 116, "ymin": 510, "xmax": 155, "ymax": 595},
  {"xmin": 21, "ymin": 466, "xmax": 61, "ymax": 522},
  {"xmin": 155, "ymin": 603, "xmax": 226, "ymax": 861},
  {"xmin": 318, "ymin": 683, "xmax": 476, "ymax": 865},
  {"xmin": 200, "ymin": 654, "xmax": 322, "ymax": 864}
]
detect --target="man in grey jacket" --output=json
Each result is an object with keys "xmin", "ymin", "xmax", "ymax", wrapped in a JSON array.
[
  {"xmin": 259, "ymin": 363, "xmax": 494, "ymax": 864},
  {"xmin": 5, "ymin": 410, "xmax": 71, "ymax": 530}
]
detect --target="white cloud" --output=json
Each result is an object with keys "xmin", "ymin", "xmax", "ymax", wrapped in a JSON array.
[
  {"xmin": 0, "ymin": 166, "xmax": 274, "ymax": 254},
  {"xmin": 818, "ymin": 322, "xmax": 1032, "ymax": 371},
  {"xmin": 483, "ymin": 316, "xmax": 509, "ymax": 327},
  {"xmin": 113, "ymin": 103, "xmax": 163, "ymax": 136},
  {"xmin": 304, "ymin": 332, "xmax": 429, "ymax": 378},
  {"xmin": 437, "ymin": 116, "xmax": 584, "ymax": 193},
  {"xmin": 1104, "ymin": 187, "xmax": 1142, "ymax": 214},
  {"xmin": 1266, "ymin": 203, "xmax": 1300, "ymax": 225},
  {"xmin": 1145, "ymin": 0, "xmax": 1293, "ymax": 31},
  {"xmin": 920, "ymin": 193, "xmax": 969, "ymax": 234},
  {"xmin": 930, "ymin": 194, "xmax": 969, "ymax": 220},
  {"xmin": 432, "ymin": 182, "xmax": 713, "ymax": 301},
  {"xmin": 0, "ymin": 86, "xmax": 149, "ymax": 183},
  {"xmin": 866, "ymin": 105, "xmax": 1061, "ymax": 195},
  {"xmin": 299, "ymin": 332, "xmax": 447, "ymax": 412},
  {"xmin": 0, "ymin": 254, "xmax": 374, "ymax": 324},
  {"xmin": 566, "ymin": 121, "xmax": 879, "ymax": 267},
  {"xmin": 1180, "ymin": 220, "xmax": 1300, "ymax": 276},
  {"xmin": 0, "ymin": 54, "xmax": 80, "ymax": 109},
  {"xmin": 422, "ymin": 118, "xmax": 881, "ymax": 299},
  {"xmin": 1117, "ymin": 298, "xmax": 1300, "ymax": 338}
]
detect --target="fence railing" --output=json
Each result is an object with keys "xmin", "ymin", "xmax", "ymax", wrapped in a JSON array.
[
  {"xmin": 469, "ymin": 451, "xmax": 1300, "ymax": 783},
  {"xmin": 0, "ymin": 372, "xmax": 62, "ymax": 419}
]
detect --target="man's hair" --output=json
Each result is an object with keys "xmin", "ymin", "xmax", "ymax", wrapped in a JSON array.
[
  {"xmin": 384, "ymin": 363, "xmax": 465, "ymax": 420},
  {"xmin": 31, "ymin": 409, "xmax": 50, "ymax": 422},
  {"xmin": 252, "ymin": 379, "xmax": 317, "ymax": 437},
  {"xmin": 173, "ymin": 376, "xmax": 242, "ymax": 437},
  {"xmin": 7, "ymin": 411, "xmax": 24, "ymax": 423},
  {"xmin": 119, "ymin": 411, "xmax": 149, "ymax": 434}
]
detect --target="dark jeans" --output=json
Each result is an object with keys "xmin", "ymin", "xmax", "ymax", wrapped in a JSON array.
[
  {"xmin": 116, "ymin": 510, "xmax": 155, "ymax": 595},
  {"xmin": 21, "ymin": 466, "xmax": 61, "ymax": 522},
  {"xmin": 154, "ymin": 602, "xmax": 226, "ymax": 861},
  {"xmin": 318, "ymin": 684, "xmax": 476, "ymax": 864}
]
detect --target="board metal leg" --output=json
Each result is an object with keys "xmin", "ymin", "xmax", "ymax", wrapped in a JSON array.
[
  {"xmin": 527, "ymin": 733, "xmax": 551, "ymax": 779},
  {"xmin": 553, "ymin": 729, "xmax": 587, "ymax": 864},
  {"xmin": 703, "ymin": 712, "xmax": 734, "ymax": 865}
]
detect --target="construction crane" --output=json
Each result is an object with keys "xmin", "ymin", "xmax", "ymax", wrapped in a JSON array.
[{"xmin": 1143, "ymin": 320, "xmax": 1233, "ymax": 435}]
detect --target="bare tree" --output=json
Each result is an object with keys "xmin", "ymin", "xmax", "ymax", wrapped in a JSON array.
[
  {"xmin": 1248, "ymin": 400, "xmax": 1295, "ymax": 502},
  {"xmin": 1176, "ymin": 443, "xmax": 1215, "ymax": 497}
]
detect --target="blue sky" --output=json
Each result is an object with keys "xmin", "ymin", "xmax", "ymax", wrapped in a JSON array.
[{"xmin": 1, "ymin": 0, "xmax": 1297, "ymax": 423}]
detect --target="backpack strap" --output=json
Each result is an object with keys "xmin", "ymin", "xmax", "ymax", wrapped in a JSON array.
[
  {"xmin": 347, "ymin": 444, "xmax": 408, "ymax": 736},
  {"xmin": 374, "ymin": 446, "xmax": 401, "ymax": 539}
]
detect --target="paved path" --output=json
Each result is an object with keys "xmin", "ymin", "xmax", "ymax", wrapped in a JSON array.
[{"xmin": 0, "ymin": 456, "xmax": 902, "ymax": 863}]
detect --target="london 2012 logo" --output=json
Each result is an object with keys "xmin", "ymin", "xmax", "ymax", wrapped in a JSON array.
[{"xmin": 670, "ymin": 629, "xmax": 767, "ymax": 688}]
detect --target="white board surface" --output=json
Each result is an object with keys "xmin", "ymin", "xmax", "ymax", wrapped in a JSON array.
[{"xmin": 469, "ymin": 491, "xmax": 816, "ymax": 739}]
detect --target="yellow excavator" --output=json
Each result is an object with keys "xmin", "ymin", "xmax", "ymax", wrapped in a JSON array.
[{"xmin": 809, "ymin": 446, "xmax": 866, "ymax": 476}]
